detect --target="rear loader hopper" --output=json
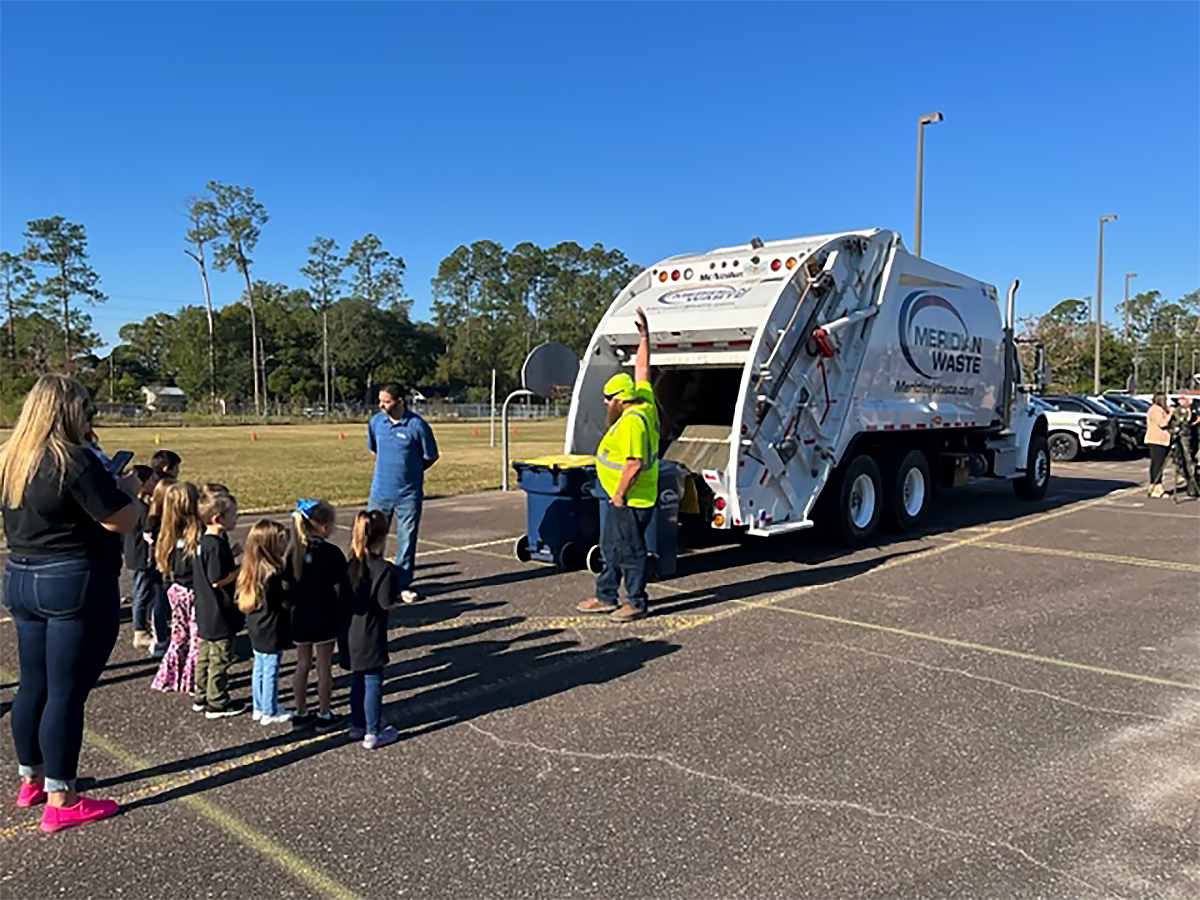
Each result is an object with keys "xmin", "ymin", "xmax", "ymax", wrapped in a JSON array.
[{"xmin": 566, "ymin": 228, "xmax": 1050, "ymax": 546}]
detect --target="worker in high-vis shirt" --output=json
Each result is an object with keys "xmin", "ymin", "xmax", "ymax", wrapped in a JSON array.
[{"xmin": 577, "ymin": 306, "xmax": 658, "ymax": 622}]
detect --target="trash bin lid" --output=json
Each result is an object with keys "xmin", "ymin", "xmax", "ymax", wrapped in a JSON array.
[{"xmin": 512, "ymin": 453, "xmax": 597, "ymax": 470}]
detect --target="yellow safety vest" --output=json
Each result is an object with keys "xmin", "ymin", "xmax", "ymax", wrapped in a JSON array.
[{"xmin": 595, "ymin": 381, "xmax": 659, "ymax": 507}]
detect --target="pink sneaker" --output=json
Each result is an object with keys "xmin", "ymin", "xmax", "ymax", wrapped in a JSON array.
[
  {"xmin": 17, "ymin": 781, "xmax": 47, "ymax": 807},
  {"xmin": 40, "ymin": 797, "xmax": 119, "ymax": 833}
]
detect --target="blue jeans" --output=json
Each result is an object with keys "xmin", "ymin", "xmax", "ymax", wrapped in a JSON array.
[
  {"xmin": 367, "ymin": 494, "xmax": 422, "ymax": 589},
  {"xmin": 251, "ymin": 650, "xmax": 282, "ymax": 717},
  {"xmin": 595, "ymin": 503, "xmax": 653, "ymax": 610},
  {"xmin": 4, "ymin": 556, "xmax": 120, "ymax": 792},
  {"xmin": 349, "ymin": 668, "xmax": 384, "ymax": 735},
  {"xmin": 130, "ymin": 568, "xmax": 155, "ymax": 633}
]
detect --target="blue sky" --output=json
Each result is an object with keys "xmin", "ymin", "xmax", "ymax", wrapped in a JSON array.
[{"xmin": 2, "ymin": 1, "xmax": 1197, "ymax": 352}]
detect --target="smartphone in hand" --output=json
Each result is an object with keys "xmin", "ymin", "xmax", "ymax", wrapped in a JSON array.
[{"xmin": 106, "ymin": 450, "xmax": 134, "ymax": 475}]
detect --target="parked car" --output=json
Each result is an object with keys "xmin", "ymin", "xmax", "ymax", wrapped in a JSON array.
[
  {"xmin": 1101, "ymin": 392, "xmax": 1151, "ymax": 414},
  {"xmin": 1040, "ymin": 393, "xmax": 1138, "ymax": 456},
  {"xmin": 1084, "ymin": 395, "xmax": 1147, "ymax": 456},
  {"xmin": 1031, "ymin": 396, "xmax": 1115, "ymax": 461}
]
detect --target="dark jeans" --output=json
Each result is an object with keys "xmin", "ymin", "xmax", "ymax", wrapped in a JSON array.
[
  {"xmin": 367, "ymin": 494, "xmax": 422, "ymax": 589},
  {"xmin": 3, "ymin": 555, "xmax": 120, "ymax": 792},
  {"xmin": 130, "ymin": 567, "xmax": 155, "ymax": 633},
  {"xmin": 349, "ymin": 668, "xmax": 384, "ymax": 735},
  {"xmin": 148, "ymin": 569, "xmax": 169, "ymax": 656},
  {"xmin": 1149, "ymin": 444, "xmax": 1169, "ymax": 484},
  {"xmin": 595, "ymin": 503, "xmax": 653, "ymax": 610},
  {"xmin": 192, "ymin": 637, "xmax": 235, "ymax": 711}
]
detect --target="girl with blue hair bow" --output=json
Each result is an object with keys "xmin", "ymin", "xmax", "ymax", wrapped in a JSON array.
[{"xmin": 288, "ymin": 498, "xmax": 346, "ymax": 730}]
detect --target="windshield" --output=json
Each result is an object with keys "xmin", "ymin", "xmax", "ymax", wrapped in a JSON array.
[{"xmin": 1092, "ymin": 398, "xmax": 1128, "ymax": 415}]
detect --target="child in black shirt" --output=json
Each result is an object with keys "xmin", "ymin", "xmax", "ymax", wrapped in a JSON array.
[
  {"xmin": 236, "ymin": 519, "xmax": 292, "ymax": 726},
  {"xmin": 288, "ymin": 498, "xmax": 346, "ymax": 731},
  {"xmin": 191, "ymin": 490, "xmax": 244, "ymax": 717},
  {"xmin": 123, "ymin": 465, "xmax": 156, "ymax": 650},
  {"xmin": 340, "ymin": 510, "xmax": 400, "ymax": 749},
  {"xmin": 151, "ymin": 482, "xmax": 203, "ymax": 694}
]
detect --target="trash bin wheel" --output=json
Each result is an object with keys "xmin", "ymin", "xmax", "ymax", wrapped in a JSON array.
[
  {"xmin": 514, "ymin": 535, "xmax": 531, "ymax": 562},
  {"xmin": 586, "ymin": 544, "xmax": 603, "ymax": 574},
  {"xmin": 556, "ymin": 541, "xmax": 583, "ymax": 571}
]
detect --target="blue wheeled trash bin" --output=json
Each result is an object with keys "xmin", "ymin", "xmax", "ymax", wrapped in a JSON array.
[
  {"xmin": 511, "ymin": 455, "xmax": 600, "ymax": 570},
  {"xmin": 586, "ymin": 460, "xmax": 687, "ymax": 580}
]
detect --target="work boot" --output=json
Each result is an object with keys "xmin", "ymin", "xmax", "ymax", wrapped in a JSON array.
[
  {"xmin": 610, "ymin": 604, "xmax": 647, "ymax": 622},
  {"xmin": 576, "ymin": 598, "xmax": 619, "ymax": 614}
]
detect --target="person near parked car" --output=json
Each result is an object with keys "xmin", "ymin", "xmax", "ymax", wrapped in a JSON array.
[
  {"xmin": 0, "ymin": 374, "xmax": 140, "ymax": 832},
  {"xmin": 576, "ymin": 306, "xmax": 659, "ymax": 623},
  {"xmin": 366, "ymin": 383, "xmax": 439, "ymax": 603},
  {"xmin": 1144, "ymin": 393, "xmax": 1171, "ymax": 498}
]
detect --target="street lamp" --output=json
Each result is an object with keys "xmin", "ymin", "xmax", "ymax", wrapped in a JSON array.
[
  {"xmin": 1094, "ymin": 214, "xmax": 1117, "ymax": 394},
  {"xmin": 914, "ymin": 111, "xmax": 943, "ymax": 257},
  {"xmin": 1123, "ymin": 272, "xmax": 1137, "ymax": 341}
]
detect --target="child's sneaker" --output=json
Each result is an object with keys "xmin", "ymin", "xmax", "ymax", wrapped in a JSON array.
[
  {"xmin": 40, "ymin": 797, "xmax": 119, "ymax": 833},
  {"xmin": 191, "ymin": 701, "xmax": 207, "ymax": 713},
  {"xmin": 314, "ymin": 712, "xmax": 341, "ymax": 733},
  {"xmin": 400, "ymin": 590, "xmax": 423, "ymax": 604},
  {"xmin": 205, "ymin": 702, "xmax": 247, "ymax": 719},
  {"xmin": 16, "ymin": 781, "xmax": 47, "ymax": 808},
  {"xmin": 251, "ymin": 709, "xmax": 262, "ymax": 721},
  {"xmin": 348, "ymin": 726, "xmax": 366, "ymax": 741},
  {"xmin": 260, "ymin": 712, "xmax": 292, "ymax": 726},
  {"xmin": 362, "ymin": 725, "xmax": 399, "ymax": 749},
  {"xmin": 291, "ymin": 711, "xmax": 315, "ymax": 729}
]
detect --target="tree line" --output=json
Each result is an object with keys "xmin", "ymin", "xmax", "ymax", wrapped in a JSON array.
[
  {"xmin": 1019, "ymin": 288, "xmax": 1200, "ymax": 393},
  {"xmin": 0, "ymin": 180, "xmax": 640, "ymax": 415}
]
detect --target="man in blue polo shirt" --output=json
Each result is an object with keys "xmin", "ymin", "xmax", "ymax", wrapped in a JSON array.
[{"xmin": 367, "ymin": 383, "xmax": 439, "ymax": 602}]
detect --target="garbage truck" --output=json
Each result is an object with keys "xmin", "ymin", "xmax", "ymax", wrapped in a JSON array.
[{"xmin": 564, "ymin": 228, "xmax": 1051, "ymax": 545}]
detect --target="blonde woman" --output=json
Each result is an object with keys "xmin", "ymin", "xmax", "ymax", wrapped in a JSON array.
[
  {"xmin": 0, "ymin": 375, "xmax": 139, "ymax": 833},
  {"xmin": 1145, "ymin": 392, "xmax": 1171, "ymax": 498}
]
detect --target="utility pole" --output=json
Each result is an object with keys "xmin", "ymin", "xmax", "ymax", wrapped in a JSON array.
[
  {"xmin": 1123, "ymin": 272, "xmax": 1137, "ymax": 341},
  {"xmin": 1161, "ymin": 346, "xmax": 1168, "ymax": 392},
  {"xmin": 913, "ymin": 112, "xmax": 944, "ymax": 257},
  {"xmin": 1094, "ymin": 214, "xmax": 1117, "ymax": 394}
]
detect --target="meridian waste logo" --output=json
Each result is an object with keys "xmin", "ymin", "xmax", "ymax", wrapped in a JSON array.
[
  {"xmin": 897, "ymin": 290, "xmax": 984, "ymax": 378},
  {"xmin": 655, "ymin": 285, "xmax": 752, "ymax": 308}
]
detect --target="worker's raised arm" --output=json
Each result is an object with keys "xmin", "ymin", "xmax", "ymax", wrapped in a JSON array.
[{"xmin": 634, "ymin": 306, "xmax": 650, "ymax": 384}]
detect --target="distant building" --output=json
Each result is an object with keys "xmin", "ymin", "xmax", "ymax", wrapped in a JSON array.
[{"xmin": 141, "ymin": 385, "xmax": 187, "ymax": 412}]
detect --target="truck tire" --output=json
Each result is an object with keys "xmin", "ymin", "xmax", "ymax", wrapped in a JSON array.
[
  {"xmin": 832, "ymin": 454, "xmax": 883, "ymax": 545},
  {"xmin": 1047, "ymin": 432, "xmax": 1079, "ymax": 462},
  {"xmin": 883, "ymin": 449, "xmax": 932, "ymax": 533},
  {"xmin": 1013, "ymin": 433, "xmax": 1051, "ymax": 500}
]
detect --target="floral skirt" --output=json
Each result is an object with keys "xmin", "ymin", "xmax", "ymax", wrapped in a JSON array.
[{"xmin": 151, "ymin": 584, "xmax": 199, "ymax": 693}]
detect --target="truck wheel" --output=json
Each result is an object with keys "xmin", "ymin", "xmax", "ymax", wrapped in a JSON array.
[
  {"xmin": 1047, "ymin": 432, "xmax": 1079, "ymax": 462},
  {"xmin": 514, "ymin": 535, "xmax": 531, "ymax": 562},
  {"xmin": 834, "ymin": 454, "xmax": 883, "ymax": 545},
  {"xmin": 884, "ymin": 449, "xmax": 931, "ymax": 533},
  {"xmin": 1013, "ymin": 433, "xmax": 1050, "ymax": 500}
]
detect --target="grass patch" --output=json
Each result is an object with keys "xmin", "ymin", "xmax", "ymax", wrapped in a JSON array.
[{"xmin": 1, "ymin": 420, "xmax": 567, "ymax": 512}]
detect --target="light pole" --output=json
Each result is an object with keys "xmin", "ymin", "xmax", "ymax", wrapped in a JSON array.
[
  {"xmin": 914, "ymin": 111, "xmax": 943, "ymax": 257},
  {"xmin": 1094, "ymin": 214, "xmax": 1117, "ymax": 394},
  {"xmin": 1123, "ymin": 272, "xmax": 1137, "ymax": 341}
]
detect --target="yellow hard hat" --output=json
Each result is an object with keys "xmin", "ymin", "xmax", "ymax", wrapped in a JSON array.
[{"xmin": 603, "ymin": 372, "xmax": 635, "ymax": 401}]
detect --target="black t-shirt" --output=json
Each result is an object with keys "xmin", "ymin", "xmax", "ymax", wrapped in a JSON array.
[
  {"xmin": 288, "ymin": 537, "xmax": 347, "ymax": 644},
  {"xmin": 193, "ymin": 532, "xmax": 243, "ymax": 640},
  {"xmin": 170, "ymin": 541, "xmax": 196, "ymax": 590},
  {"xmin": 2, "ymin": 447, "xmax": 131, "ymax": 569},
  {"xmin": 339, "ymin": 556, "xmax": 397, "ymax": 672},
  {"xmin": 246, "ymin": 571, "xmax": 292, "ymax": 654},
  {"xmin": 122, "ymin": 498, "xmax": 151, "ymax": 571}
]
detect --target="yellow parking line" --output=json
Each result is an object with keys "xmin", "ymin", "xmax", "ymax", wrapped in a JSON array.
[
  {"xmin": 926, "ymin": 536, "xmax": 1200, "ymax": 572},
  {"xmin": 0, "ymin": 669, "xmax": 357, "ymax": 899},
  {"xmin": 732, "ymin": 601, "xmax": 1200, "ymax": 691}
]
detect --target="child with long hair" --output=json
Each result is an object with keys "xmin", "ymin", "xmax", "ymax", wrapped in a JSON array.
[
  {"xmin": 145, "ymin": 475, "xmax": 176, "ymax": 658},
  {"xmin": 340, "ymin": 511, "xmax": 400, "ymax": 749},
  {"xmin": 237, "ymin": 519, "xmax": 293, "ymax": 726},
  {"xmin": 288, "ymin": 499, "xmax": 346, "ymax": 730},
  {"xmin": 151, "ymin": 482, "xmax": 203, "ymax": 694}
]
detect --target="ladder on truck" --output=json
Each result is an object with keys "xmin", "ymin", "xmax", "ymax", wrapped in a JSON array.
[{"xmin": 743, "ymin": 233, "xmax": 896, "ymax": 535}]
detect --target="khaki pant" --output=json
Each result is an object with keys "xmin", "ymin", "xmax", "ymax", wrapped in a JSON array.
[{"xmin": 192, "ymin": 638, "xmax": 235, "ymax": 711}]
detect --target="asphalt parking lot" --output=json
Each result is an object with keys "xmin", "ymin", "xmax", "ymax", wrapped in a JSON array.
[{"xmin": 1, "ymin": 457, "xmax": 1198, "ymax": 900}]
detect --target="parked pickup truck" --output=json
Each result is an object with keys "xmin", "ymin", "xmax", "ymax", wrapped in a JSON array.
[{"xmin": 1031, "ymin": 396, "xmax": 1115, "ymax": 461}]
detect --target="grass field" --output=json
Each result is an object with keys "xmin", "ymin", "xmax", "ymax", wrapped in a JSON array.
[{"xmin": 1, "ymin": 420, "xmax": 568, "ymax": 512}]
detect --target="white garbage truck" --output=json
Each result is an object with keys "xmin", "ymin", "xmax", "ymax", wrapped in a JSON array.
[{"xmin": 565, "ymin": 228, "xmax": 1051, "ymax": 544}]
